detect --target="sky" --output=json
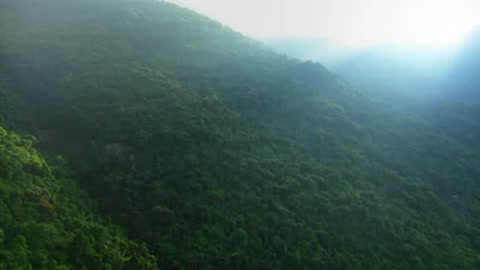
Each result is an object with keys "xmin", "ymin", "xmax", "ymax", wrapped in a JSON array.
[{"xmin": 167, "ymin": 0, "xmax": 480, "ymax": 48}]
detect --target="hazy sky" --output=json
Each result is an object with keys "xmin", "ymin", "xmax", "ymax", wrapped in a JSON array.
[{"xmin": 167, "ymin": 0, "xmax": 480, "ymax": 48}]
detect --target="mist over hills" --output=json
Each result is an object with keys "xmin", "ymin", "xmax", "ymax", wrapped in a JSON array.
[
  {"xmin": 1, "ymin": 0, "xmax": 480, "ymax": 269},
  {"xmin": 444, "ymin": 29, "xmax": 480, "ymax": 100},
  {"xmin": 267, "ymin": 31, "xmax": 480, "ymax": 103}
]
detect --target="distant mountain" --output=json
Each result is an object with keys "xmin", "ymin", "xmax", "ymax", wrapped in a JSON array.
[
  {"xmin": 267, "ymin": 38, "xmax": 456, "ymax": 102},
  {"xmin": 268, "ymin": 32, "xmax": 480, "ymax": 103},
  {"xmin": 424, "ymin": 29, "xmax": 480, "ymax": 145},
  {"xmin": 443, "ymin": 29, "xmax": 480, "ymax": 101},
  {"xmin": 1, "ymin": 0, "xmax": 480, "ymax": 269},
  {"xmin": 331, "ymin": 46, "xmax": 454, "ymax": 102}
]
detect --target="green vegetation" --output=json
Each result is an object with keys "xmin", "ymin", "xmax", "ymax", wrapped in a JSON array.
[
  {"xmin": 0, "ymin": 127, "xmax": 158, "ymax": 269},
  {"xmin": 1, "ymin": 0, "xmax": 480, "ymax": 269}
]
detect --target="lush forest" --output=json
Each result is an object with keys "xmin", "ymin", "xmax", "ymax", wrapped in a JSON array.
[
  {"xmin": 0, "ymin": 127, "xmax": 158, "ymax": 269},
  {"xmin": 1, "ymin": 0, "xmax": 480, "ymax": 269}
]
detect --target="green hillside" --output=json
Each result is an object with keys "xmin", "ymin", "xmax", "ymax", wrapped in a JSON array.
[
  {"xmin": 0, "ymin": 127, "xmax": 158, "ymax": 269},
  {"xmin": 1, "ymin": 0, "xmax": 480, "ymax": 269}
]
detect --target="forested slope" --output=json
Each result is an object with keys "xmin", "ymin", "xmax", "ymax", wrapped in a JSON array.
[
  {"xmin": 1, "ymin": 0, "xmax": 480, "ymax": 269},
  {"xmin": 0, "ymin": 127, "xmax": 159, "ymax": 269}
]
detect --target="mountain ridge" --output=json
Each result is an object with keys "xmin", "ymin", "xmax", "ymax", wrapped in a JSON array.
[{"xmin": 1, "ymin": 0, "xmax": 480, "ymax": 269}]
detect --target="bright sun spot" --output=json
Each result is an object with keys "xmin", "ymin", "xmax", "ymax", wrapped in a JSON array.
[{"xmin": 388, "ymin": 0, "xmax": 479, "ymax": 48}]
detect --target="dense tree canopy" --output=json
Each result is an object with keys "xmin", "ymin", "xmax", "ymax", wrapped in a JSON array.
[
  {"xmin": 1, "ymin": 0, "xmax": 480, "ymax": 269},
  {"xmin": 0, "ymin": 127, "xmax": 158, "ymax": 269}
]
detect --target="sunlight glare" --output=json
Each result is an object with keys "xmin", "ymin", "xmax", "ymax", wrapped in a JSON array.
[{"xmin": 169, "ymin": 0, "xmax": 480, "ymax": 48}]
